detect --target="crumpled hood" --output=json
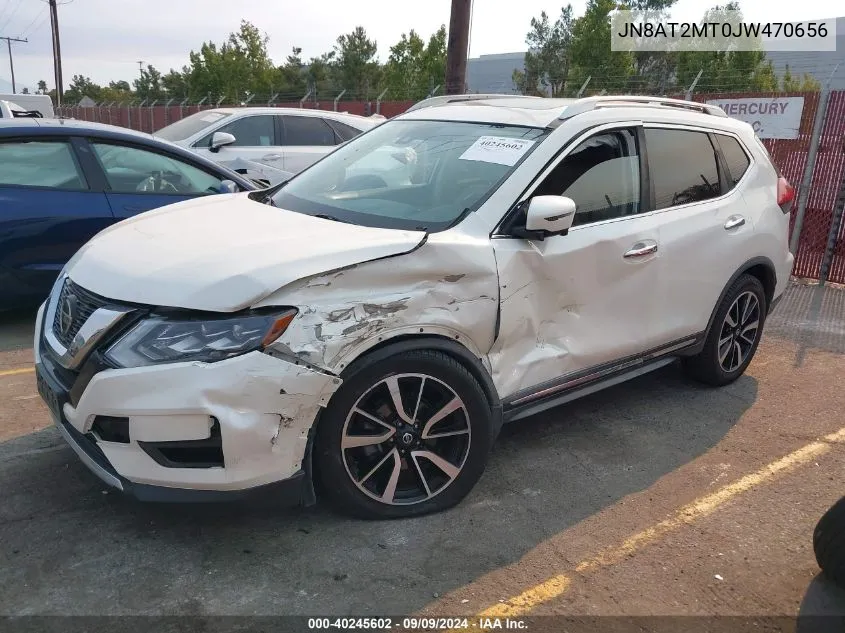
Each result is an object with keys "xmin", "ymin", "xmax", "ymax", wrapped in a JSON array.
[{"xmin": 65, "ymin": 193, "xmax": 427, "ymax": 312}]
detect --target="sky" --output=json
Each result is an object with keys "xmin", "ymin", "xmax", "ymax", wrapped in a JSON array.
[{"xmin": 0, "ymin": 0, "xmax": 842, "ymax": 94}]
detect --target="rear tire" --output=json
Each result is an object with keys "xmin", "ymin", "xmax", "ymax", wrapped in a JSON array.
[
  {"xmin": 814, "ymin": 496, "xmax": 845, "ymax": 586},
  {"xmin": 683, "ymin": 274, "xmax": 767, "ymax": 387},
  {"xmin": 315, "ymin": 349, "xmax": 494, "ymax": 520}
]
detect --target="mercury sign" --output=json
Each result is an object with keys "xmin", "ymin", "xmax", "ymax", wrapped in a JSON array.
[{"xmin": 705, "ymin": 97, "xmax": 805, "ymax": 139}]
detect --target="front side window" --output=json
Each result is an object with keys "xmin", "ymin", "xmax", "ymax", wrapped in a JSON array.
[
  {"xmin": 646, "ymin": 128, "xmax": 721, "ymax": 209},
  {"xmin": 0, "ymin": 140, "xmax": 87, "ymax": 190},
  {"xmin": 271, "ymin": 120, "xmax": 548, "ymax": 231},
  {"xmin": 197, "ymin": 115, "xmax": 276, "ymax": 148},
  {"xmin": 282, "ymin": 116, "xmax": 338, "ymax": 146},
  {"xmin": 533, "ymin": 129, "xmax": 641, "ymax": 227},
  {"xmin": 91, "ymin": 143, "xmax": 225, "ymax": 195}
]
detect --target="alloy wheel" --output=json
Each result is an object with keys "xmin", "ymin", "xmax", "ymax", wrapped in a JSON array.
[
  {"xmin": 341, "ymin": 373, "xmax": 471, "ymax": 506},
  {"xmin": 718, "ymin": 290, "xmax": 761, "ymax": 373}
]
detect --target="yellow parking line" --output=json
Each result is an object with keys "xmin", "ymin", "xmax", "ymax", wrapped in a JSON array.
[
  {"xmin": 468, "ymin": 426, "xmax": 845, "ymax": 620},
  {"xmin": 0, "ymin": 367, "xmax": 34, "ymax": 377}
]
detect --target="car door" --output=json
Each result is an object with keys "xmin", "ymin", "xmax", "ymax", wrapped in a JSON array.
[
  {"xmin": 489, "ymin": 124, "xmax": 666, "ymax": 398},
  {"xmin": 87, "ymin": 140, "xmax": 231, "ymax": 219},
  {"xmin": 278, "ymin": 114, "xmax": 341, "ymax": 173},
  {"xmin": 0, "ymin": 137, "xmax": 112, "ymax": 305},
  {"xmin": 643, "ymin": 126, "xmax": 756, "ymax": 344},
  {"xmin": 193, "ymin": 114, "xmax": 282, "ymax": 171}
]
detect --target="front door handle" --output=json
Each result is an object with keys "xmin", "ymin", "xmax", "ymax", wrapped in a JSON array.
[
  {"xmin": 262, "ymin": 153, "xmax": 283, "ymax": 161},
  {"xmin": 624, "ymin": 240, "xmax": 658, "ymax": 258},
  {"xmin": 724, "ymin": 215, "xmax": 746, "ymax": 230}
]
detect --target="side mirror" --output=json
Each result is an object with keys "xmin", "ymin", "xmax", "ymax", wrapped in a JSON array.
[
  {"xmin": 515, "ymin": 196, "xmax": 577, "ymax": 240},
  {"xmin": 209, "ymin": 131, "xmax": 236, "ymax": 153},
  {"xmin": 218, "ymin": 179, "xmax": 238, "ymax": 194}
]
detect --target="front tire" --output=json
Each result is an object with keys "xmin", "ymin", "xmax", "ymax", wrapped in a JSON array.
[
  {"xmin": 315, "ymin": 349, "xmax": 495, "ymax": 519},
  {"xmin": 814, "ymin": 496, "xmax": 845, "ymax": 586},
  {"xmin": 683, "ymin": 274, "xmax": 767, "ymax": 387}
]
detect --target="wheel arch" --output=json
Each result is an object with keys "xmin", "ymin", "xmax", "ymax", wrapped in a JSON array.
[
  {"xmin": 689, "ymin": 256, "xmax": 776, "ymax": 356},
  {"xmin": 300, "ymin": 334, "xmax": 503, "ymax": 508}
]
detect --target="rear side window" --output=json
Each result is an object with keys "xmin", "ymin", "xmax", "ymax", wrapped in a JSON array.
[
  {"xmin": 0, "ymin": 140, "xmax": 87, "ymax": 190},
  {"xmin": 716, "ymin": 135, "xmax": 751, "ymax": 189},
  {"xmin": 281, "ymin": 116, "xmax": 338, "ymax": 146},
  {"xmin": 646, "ymin": 128, "xmax": 721, "ymax": 209},
  {"xmin": 327, "ymin": 119, "xmax": 365, "ymax": 142}
]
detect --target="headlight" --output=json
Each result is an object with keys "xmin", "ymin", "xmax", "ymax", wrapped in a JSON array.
[{"xmin": 104, "ymin": 309, "xmax": 297, "ymax": 368}]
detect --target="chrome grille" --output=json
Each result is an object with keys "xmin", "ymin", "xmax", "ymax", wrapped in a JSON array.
[{"xmin": 51, "ymin": 279, "xmax": 108, "ymax": 349}]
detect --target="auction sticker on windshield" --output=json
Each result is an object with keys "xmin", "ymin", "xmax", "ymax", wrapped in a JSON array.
[{"xmin": 459, "ymin": 136, "xmax": 536, "ymax": 166}]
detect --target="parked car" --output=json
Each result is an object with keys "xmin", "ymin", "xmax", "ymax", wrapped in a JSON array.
[
  {"xmin": 35, "ymin": 95, "xmax": 795, "ymax": 519},
  {"xmin": 0, "ymin": 99, "xmax": 44, "ymax": 119},
  {"xmin": 153, "ymin": 107, "xmax": 382, "ymax": 177},
  {"xmin": 0, "ymin": 118, "xmax": 259, "ymax": 308},
  {"xmin": 814, "ymin": 495, "xmax": 845, "ymax": 585},
  {"xmin": 0, "ymin": 93, "xmax": 54, "ymax": 118}
]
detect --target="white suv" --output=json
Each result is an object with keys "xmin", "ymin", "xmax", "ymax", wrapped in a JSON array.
[
  {"xmin": 35, "ymin": 95, "xmax": 795, "ymax": 519},
  {"xmin": 154, "ymin": 107, "xmax": 382, "ymax": 179}
]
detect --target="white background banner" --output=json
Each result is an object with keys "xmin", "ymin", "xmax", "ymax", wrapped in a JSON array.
[{"xmin": 705, "ymin": 97, "xmax": 805, "ymax": 139}]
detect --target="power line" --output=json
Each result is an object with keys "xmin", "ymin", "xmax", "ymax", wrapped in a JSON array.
[
  {"xmin": 0, "ymin": 34, "xmax": 26, "ymax": 92},
  {"xmin": 18, "ymin": 5, "xmax": 46, "ymax": 38},
  {"xmin": 0, "ymin": 0, "xmax": 23, "ymax": 33}
]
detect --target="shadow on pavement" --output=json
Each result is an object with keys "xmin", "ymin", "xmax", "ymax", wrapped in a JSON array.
[
  {"xmin": 796, "ymin": 575, "xmax": 845, "ymax": 632},
  {"xmin": 0, "ymin": 363, "xmax": 755, "ymax": 615},
  {"xmin": 0, "ymin": 307, "xmax": 37, "ymax": 353}
]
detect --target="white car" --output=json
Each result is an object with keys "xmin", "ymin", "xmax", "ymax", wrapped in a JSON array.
[
  {"xmin": 35, "ymin": 95, "xmax": 794, "ymax": 519},
  {"xmin": 153, "ymin": 107, "xmax": 382, "ymax": 179}
]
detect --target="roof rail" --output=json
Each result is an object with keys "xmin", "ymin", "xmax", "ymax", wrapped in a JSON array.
[
  {"xmin": 406, "ymin": 93, "xmax": 543, "ymax": 113},
  {"xmin": 558, "ymin": 96, "xmax": 727, "ymax": 120}
]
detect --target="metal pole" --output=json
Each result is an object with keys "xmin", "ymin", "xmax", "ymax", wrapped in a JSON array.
[
  {"xmin": 427, "ymin": 84, "xmax": 441, "ymax": 98},
  {"xmin": 300, "ymin": 88, "xmax": 312, "ymax": 108},
  {"xmin": 376, "ymin": 88, "xmax": 388, "ymax": 114},
  {"xmin": 149, "ymin": 100, "xmax": 158, "ymax": 132},
  {"xmin": 333, "ymin": 89, "xmax": 346, "ymax": 111},
  {"xmin": 164, "ymin": 97, "xmax": 174, "ymax": 125},
  {"xmin": 445, "ymin": 0, "xmax": 471, "ymax": 95},
  {"xmin": 790, "ymin": 67, "xmax": 839, "ymax": 254},
  {"xmin": 685, "ymin": 69, "xmax": 703, "ymax": 101},
  {"xmin": 48, "ymin": 0, "xmax": 63, "ymax": 106},
  {"xmin": 1, "ymin": 37, "xmax": 26, "ymax": 93},
  {"xmin": 576, "ymin": 76, "xmax": 591, "ymax": 98},
  {"xmin": 180, "ymin": 96, "xmax": 189, "ymax": 120},
  {"xmin": 268, "ymin": 93, "xmax": 279, "ymax": 106}
]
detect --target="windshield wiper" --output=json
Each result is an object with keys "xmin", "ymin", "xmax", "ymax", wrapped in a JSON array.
[{"xmin": 314, "ymin": 213, "xmax": 351, "ymax": 224}]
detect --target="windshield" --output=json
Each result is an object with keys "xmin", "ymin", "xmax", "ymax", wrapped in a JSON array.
[
  {"xmin": 271, "ymin": 119, "xmax": 548, "ymax": 231},
  {"xmin": 154, "ymin": 110, "xmax": 230, "ymax": 142}
]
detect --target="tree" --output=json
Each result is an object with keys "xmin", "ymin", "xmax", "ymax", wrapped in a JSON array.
[
  {"xmin": 63, "ymin": 75, "xmax": 102, "ymax": 104},
  {"xmin": 134, "ymin": 64, "xmax": 164, "ymax": 101},
  {"xmin": 384, "ymin": 26, "xmax": 446, "ymax": 100},
  {"xmin": 334, "ymin": 26, "xmax": 380, "ymax": 99},
  {"xmin": 569, "ymin": 0, "xmax": 634, "ymax": 93},
  {"xmin": 513, "ymin": 6, "xmax": 575, "ymax": 96},
  {"xmin": 675, "ymin": 2, "xmax": 774, "ymax": 94},
  {"xmin": 781, "ymin": 64, "xmax": 821, "ymax": 92},
  {"xmin": 36, "ymin": 79, "xmax": 47, "ymax": 95},
  {"xmin": 277, "ymin": 47, "xmax": 306, "ymax": 98},
  {"xmin": 21, "ymin": 87, "xmax": 29, "ymax": 94},
  {"xmin": 623, "ymin": 0, "xmax": 680, "ymax": 94}
]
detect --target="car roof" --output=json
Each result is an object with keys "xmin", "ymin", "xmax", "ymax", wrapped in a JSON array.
[
  {"xmin": 398, "ymin": 94, "xmax": 746, "ymax": 133},
  {"xmin": 201, "ymin": 107, "xmax": 377, "ymax": 123},
  {"xmin": 0, "ymin": 117, "xmax": 255, "ymax": 187}
]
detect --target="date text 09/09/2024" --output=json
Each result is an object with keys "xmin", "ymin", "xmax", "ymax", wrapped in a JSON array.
[{"xmin": 307, "ymin": 618, "xmax": 528, "ymax": 630}]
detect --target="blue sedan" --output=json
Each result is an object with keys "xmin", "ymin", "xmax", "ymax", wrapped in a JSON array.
[{"xmin": 0, "ymin": 118, "xmax": 260, "ymax": 309}]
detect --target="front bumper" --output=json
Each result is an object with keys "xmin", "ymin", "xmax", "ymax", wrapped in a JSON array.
[{"xmin": 34, "ymin": 303, "xmax": 340, "ymax": 501}]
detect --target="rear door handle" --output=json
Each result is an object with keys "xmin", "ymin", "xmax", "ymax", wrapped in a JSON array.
[
  {"xmin": 724, "ymin": 215, "xmax": 746, "ymax": 230},
  {"xmin": 624, "ymin": 240, "xmax": 658, "ymax": 258}
]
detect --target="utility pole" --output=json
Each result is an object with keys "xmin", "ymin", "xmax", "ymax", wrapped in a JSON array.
[
  {"xmin": 49, "ymin": 0, "xmax": 64, "ymax": 106},
  {"xmin": 137, "ymin": 61, "xmax": 144, "ymax": 76},
  {"xmin": 444, "ymin": 0, "xmax": 472, "ymax": 95},
  {"xmin": 0, "ymin": 36, "xmax": 27, "ymax": 93}
]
